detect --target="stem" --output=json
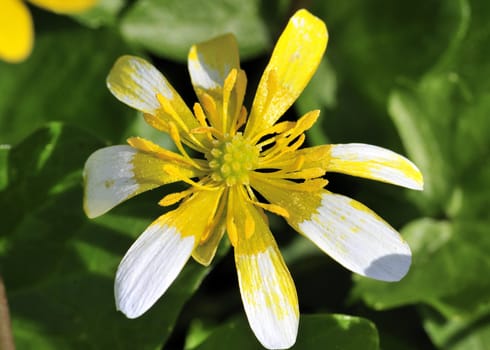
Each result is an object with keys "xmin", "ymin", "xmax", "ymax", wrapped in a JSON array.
[{"xmin": 0, "ymin": 275, "xmax": 15, "ymax": 350}]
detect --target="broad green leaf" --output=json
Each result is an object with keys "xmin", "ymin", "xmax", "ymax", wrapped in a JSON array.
[
  {"xmin": 313, "ymin": 0, "xmax": 466, "ymax": 106},
  {"xmin": 190, "ymin": 314, "xmax": 379, "ymax": 350},
  {"xmin": 0, "ymin": 124, "xmax": 216, "ymax": 349},
  {"xmin": 388, "ymin": 0, "xmax": 490, "ymax": 215},
  {"xmin": 422, "ymin": 304, "xmax": 490, "ymax": 350},
  {"xmin": 353, "ymin": 218, "xmax": 490, "ymax": 315},
  {"xmin": 120, "ymin": 0, "xmax": 290, "ymax": 61},
  {"xmin": 0, "ymin": 14, "xmax": 136, "ymax": 145},
  {"xmin": 74, "ymin": 0, "xmax": 127, "ymax": 28}
]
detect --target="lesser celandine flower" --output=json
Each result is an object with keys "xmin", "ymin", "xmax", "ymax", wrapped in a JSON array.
[
  {"xmin": 83, "ymin": 9, "xmax": 423, "ymax": 349},
  {"xmin": 0, "ymin": 0, "xmax": 96, "ymax": 63}
]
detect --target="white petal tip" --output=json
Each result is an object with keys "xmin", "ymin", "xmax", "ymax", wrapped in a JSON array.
[
  {"xmin": 362, "ymin": 251, "xmax": 412, "ymax": 282},
  {"xmin": 114, "ymin": 223, "xmax": 195, "ymax": 321}
]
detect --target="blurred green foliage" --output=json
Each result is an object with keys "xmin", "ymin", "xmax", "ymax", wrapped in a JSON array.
[{"xmin": 0, "ymin": 0, "xmax": 489, "ymax": 349}]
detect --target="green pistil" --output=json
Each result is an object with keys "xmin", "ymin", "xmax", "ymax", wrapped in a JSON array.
[{"xmin": 207, "ymin": 133, "xmax": 259, "ymax": 186}]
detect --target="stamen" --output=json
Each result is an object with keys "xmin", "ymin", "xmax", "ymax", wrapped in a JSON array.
[
  {"xmin": 222, "ymin": 69, "xmax": 238, "ymax": 132},
  {"xmin": 157, "ymin": 93, "xmax": 207, "ymax": 151},
  {"xmin": 200, "ymin": 193, "xmax": 226, "ymax": 244},
  {"xmin": 251, "ymin": 120, "xmax": 294, "ymax": 145},
  {"xmin": 231, "ymin": 106, "xmax": 248, "ymax": 134},
  {"xmin": 250, "ymin": 200, "xmax": 289, "ymax": 218},
  {"xmin": 157, "ymin": 93, "xmax": 190, "ymax": 133},
  {"xmin": 168, "ymin": 122, "xmax": 206, "ymax": 171},
  {"xmin": 127, "ymin": 137, "xmax": 191, "ymax": 165},
  {"xmin": 193, "ymin": 103, "xmax": 209, "ymax": 128},
  {"xmin": 200, "ymin": 92, "xmax": 219, "ymax": 130},
  {"xmin": 243, "ymin": 184, "xmax": 289, "ymax": 218},
  {"xmin": 159, "ymin": 188, "xmax": 194, "ymax": 206},
  {"xmin": 226, "ymin": 191, "xmax": 238, "ymax": 247},
  {"xmin": 265, "ymin": 167, "xmax": 326, "ymax": 180},
  {"xmin": 252, "ymin": 172, "xmax": 328, "ymax": 192},
  {"xmin": 143, "ymin": 113, "xmax": 169, "ymax": 133},
  {"xmin": 162, "ymin": 164, "xmax": 216, "ymax": 191}
]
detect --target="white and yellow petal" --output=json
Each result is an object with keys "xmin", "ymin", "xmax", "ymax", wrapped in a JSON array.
[
  {"xmin": 326, "ymin": 143, "xmax": 423, "ymax": 190},
  {"xmin": 115, "ymin": 189, "xmax": 223, "ymax": 318},
  {"xmin": 0, "ymin": 0, "xmax": 33, "ymax": 63},
  {"xmin": 297, "ymin": 191, "xmax": 411, "ymax": 282},
  {"xmin": 28, "ymin": 0, "xmax": 96, "ymax": 13},
  {"xmin": 245, "ymin": 9, "xmax": 328, "ymax": 138},
  {"xmin": 106, "ymin": 55, "xmax": 201, "ymax": 139},
  {"xmin": 230, "ymin": 189, "xmax": 298, "ymax": 349},
  {"xmin": 83, "ymin": 145, "xmax": 199, "ymax": 218},
  {"xmin": 251, "ymin": 178, "xmax": 411, "ymax": 282},
  {"xmin": 188, "ymin": 34, "xmax": 247, "ymax": 133}
]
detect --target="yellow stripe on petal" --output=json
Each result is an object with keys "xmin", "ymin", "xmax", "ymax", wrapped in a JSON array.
[
  {"xmin": 188, "ymin": 34, "xmax": 247, "ymax": 133},
  {"xmin": 115, "ymin": 188, "xmax": 223, "ymax": 318},
  {"xmin": 245, "ymin": 9, "xmax": 328, "ymax": 138},
  {"xmin": 83, "ymin": 145, "xmax": 200, "ymax": 218},
  {"xmin": 28, "ymin": 0, "xmax": 96, "ymax": 13},
  {"xmin": 0, "ymin": 0, "xmax": 33, "ymax": 63},
  {"xmin": 327, "ymin": 143, "xmax": 424, "ymax": 190},
  {"xmin": 234, "ymin": 199, "xmax": 299, "ymax": 349}
]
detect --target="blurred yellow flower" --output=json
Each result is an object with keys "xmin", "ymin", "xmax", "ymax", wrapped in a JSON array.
[
  {"xmin": 84, "ymin": 9, "xmax": 423, "ymax": 349},
  {"xmin": 0, "ymin": 0, "xmax": 96, "ymax": 63}
]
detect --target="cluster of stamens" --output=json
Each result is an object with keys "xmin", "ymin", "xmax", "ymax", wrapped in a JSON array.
[{"xmin": 207, "ymin": 133, "xmax": 259, "ymax": 186}]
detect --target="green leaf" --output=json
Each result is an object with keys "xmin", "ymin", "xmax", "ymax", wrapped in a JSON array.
[
  {"xmin": 120, "ymin": 0, "xmax": 290, "ymax": 61},
  {"xmin": 0, "ymin": 145, "xmax": 10, "ymax": 191},
  {"xmin": 190, "ymin": 314, "xmax": 379, "ymax": 350},
  {"xmin": 0, "ymin": 124, "xmax": 215, "ymax": 349},
  {"xmin": 353, "ymin": 218, "xmax": 490, "ymax": 315},
  {"xmin": 73, "ymin": 0, "xmax": 127, "ymax": 28},
  {"xmin": 387, "ymin": 0, "xmax": 490, "ymax": 215},
  {"xmin": 313, "ymin": 0, "xmax": 466, "ymax": 105},
  {"xmin": 422, "ymin": 303, "xmax": 490, "ymax": 350},
  {"xmin": 0, "ymin": 14, "xmax": 136, "ymax": 145}
]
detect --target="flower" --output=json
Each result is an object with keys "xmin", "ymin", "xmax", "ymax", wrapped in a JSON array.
[
  {"xmin": 0, "ymin": 0, "xmax": 96, "ymax": 63},
  {"xmin": 83, "ymin": 9, "xmax": 423, "ymax": 349}
]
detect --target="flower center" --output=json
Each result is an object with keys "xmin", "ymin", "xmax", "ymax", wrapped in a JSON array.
[{"xmin": 207, "ymin": 133, "xmax": 259, "ymax": 186}]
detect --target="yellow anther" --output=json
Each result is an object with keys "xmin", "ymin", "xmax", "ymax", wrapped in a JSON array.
[
  {"xmin": 193, "ymin": 103, "xmax": 209, "ymax": 128},
  {"xmin": 200, "ymin": 92, "xmax": 219, "ymax": 129},
  {"xmin": 159, "ymin": 188, "xmax": 194, "ymax": 206},
  {"xmin": 231, "ymin": 106, "xmax": 248, "ymax": 134},
  {"xmin": 157, "ymin": 93, "xmax": 190, "ymax": 133},
  {"xmin": 143, "ymin": 113, "xmax": 169, "ymax": 133},
  {"xmin": 250, "ymin": 200, "xmax": 289, "ymax": 218},
  {"xmin": 222, "ymin": 69, "xmax": 238, "ymax": 131},
  {"xmin": 163, "ymin": 164, "xmax": 216, "ymax": 191}
]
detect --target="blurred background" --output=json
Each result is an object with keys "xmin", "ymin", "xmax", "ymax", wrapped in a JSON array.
[{"xmin": 1, "ymin": 0, "xmax": 489, "ymax": 349}]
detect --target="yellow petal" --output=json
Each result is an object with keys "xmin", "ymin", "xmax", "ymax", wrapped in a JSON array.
[
  {"xmin": 245, "ymin": 9, "xmax": 328, "ymax": 138},
  {"xmin": 233, "ymin": 196, "xmax": 299, "ymax": 349},
  {"xmin": 83, "ymin": 145, "xmax": 200, "ymax": 218},
  {"xmin": 188, "ymin": 34, "xmax": 247, "ymax": 133},
  {"xmin": 115, "ymin": 188, "xmax": 224, "ymax": 318},
  {"xmin": 28, "ymin": 0, "xmax": 97, "ymax": 13},
  {"xmin": 0, "ymin": 0, "xmax": 33, "ymax": 63}
]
